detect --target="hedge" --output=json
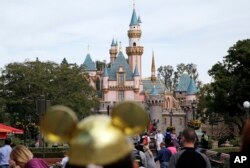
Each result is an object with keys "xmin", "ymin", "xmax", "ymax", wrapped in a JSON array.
[
  {"xmin": 213, "ymin": 147, "xmax": 240, "ymax": 154},
  {"xmin": 29, "ymin": 147, "xmax": 69, "ymax": 158}
]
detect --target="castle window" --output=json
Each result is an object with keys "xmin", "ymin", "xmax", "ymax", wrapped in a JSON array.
[
  {"xmin": 118, "ymin": 74, "xmax": 124, "ymax": 85},
  {"xmin": 96, "ymin": 78, "xmax": 100, "ymax": 90},
  {"xmin": 118, "ymin": 91, "xmax": 124, "ymax": 101},
  {"xmin": 180, "ymin": 118, "xmax": 182, "ymax": 125},
  {"xmin": 133, "ymin": 42, "xmax": 136, "ymax": 46}
]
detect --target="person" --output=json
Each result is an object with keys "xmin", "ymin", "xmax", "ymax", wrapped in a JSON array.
[
  {"xmin": 164, "ymin": 128, "xmax": 172, "ymax": 145},
  {"xmin": 59, "ymin": 150, "xmax": 69, "ymax": 168},
  {"xmin": 154, "ymin": 142, "xmax": 172, "ymax": 168},
  {"xmin": 132, "ymin": 145, "xmax": 147, "ymax": 168},
  {"xmin": 201, "ymin": 131, "xmax": 209, "ymax": 149},
  {"xmin": 143, "ymin": 146, "xmax": 156, "ymax": 168},
  {"xmin": 169, "ymin": 128, "xmax": 211, "ymax": 168},
  {"xmin": 154, "ymin": 129, "xmax": 164, "ymax": 152},
  {"xmin": 241, "ymin": 119, "xmax": 250, "ymax": 152},
  {"xmin": 9, "ymin": 145, "xmax": 49, "ymax": 168},
  {"xmin": 141, "ymin": 132, "xmax": 151, "ymax": 148},
  {"xmin": 170, "ymin": 129, "xmax": 179, "ymax": 150},
  {"xmin": 166, "ymin": 141, "xmax": 177, "ymax": 155},
  {"xmin": 0, "ymin": 138, "xmax": 12, "ymax": 168}
]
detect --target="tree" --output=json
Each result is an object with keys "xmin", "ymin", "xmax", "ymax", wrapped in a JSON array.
[
  {"xmin": 157, "ymin": 65, "xmax": 174, "ymax": 91},
  {"xmin": 205, "ymin": 39, "xmax": 250, "ymax": 133},
  {"xmin": 157, "ymin": 63, "xmax": 201, "ymax": 91},
  {"xmin": 0, "ymin": 60, "xmax": 99, "ymax": 126}
]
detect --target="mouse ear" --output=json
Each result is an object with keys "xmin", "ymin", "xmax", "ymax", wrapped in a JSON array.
[
  {"xmin": 111, "ymin": 101, "xmax": 149, "ymax": 136},
  {"xmin": 40, "ymin": 105, "xmax": 78, "ymax": 143}
]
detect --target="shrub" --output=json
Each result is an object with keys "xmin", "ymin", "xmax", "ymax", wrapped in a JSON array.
[
  {"xmin": 213, "ymin": 147, "xmax": 240, "ymax": 154},
  {"xmin": 187, "ymin": 120, "xmax": 201, "ymax": 130},
  {"xmin": 230, "ymin": 137, "xmax": 240, "ymax": 147},
  {"xmin": 29, "ymin": 147, "xmax": 69, "ymax": 158}
]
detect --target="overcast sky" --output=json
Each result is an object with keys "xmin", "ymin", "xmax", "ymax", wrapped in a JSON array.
[{"xmin": 0, "ymin": 0, "xmax": 250, "ymax": 83}]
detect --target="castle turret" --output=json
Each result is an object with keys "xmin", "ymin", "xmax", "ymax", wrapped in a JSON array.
[
  {"xmin": 146, "ymin": 85, "xmax": 164, "ymax": 131},
  {"xmin": 126, "ymin": 5, "xmax": 143, "ymax": 77},
  {"xmin": 151, "ymin": 51, "xmax": 156, "ymax": 82},
  {"xmin": 109, "ymin": 38, "xmax": 118, "ymax": 64},
  {"xmin": 102, "ymin": 65, "xmax": 109, "ymax": 93},
  {"xmin": 81, "ymin": 53, "xmax": 97, "ymax": 89},
  {"xmin": 133, "ymin": 64, "xmax": 140, "ymax": 92}
]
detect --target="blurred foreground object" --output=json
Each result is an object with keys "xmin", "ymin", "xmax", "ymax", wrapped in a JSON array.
[{"xmin": 40, "ymin": 101, "xmax": 149, "ymax": 167}]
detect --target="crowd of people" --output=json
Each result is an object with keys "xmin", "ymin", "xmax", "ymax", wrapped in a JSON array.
[
  {"xmin": 0, "ymin": 120, "xmax": 250, "ymax": 168},
  {"xmin": 132, "ymin": 127, "xmax": 211, "ymax": 168}
]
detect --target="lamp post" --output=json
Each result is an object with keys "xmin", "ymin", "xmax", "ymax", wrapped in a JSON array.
[
  {"xmin": 169, "ymin": 109, "xmax": 173, "ymax": 126},
  {"xmin": 37, "ymin": 95, "xmax": 50, "ymax": 158},
  {"xmin": 211, "ymin": 112, "xmax": 215, "ymax": 139},
  {"xmin": 243, "ymin": 101, "xmax": 250, "ymax": 118},
  {"xmin": 191, "ymin": 100, "xmax": 197, "ymax": 120}
]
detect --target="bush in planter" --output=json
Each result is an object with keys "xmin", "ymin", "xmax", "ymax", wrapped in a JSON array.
[
  {"xmin": 187, "ymin": 120, "xmax": 201, "ymax": 130},
  {"xmin": 167, "ymin": 126, "xmax": 175, "ymax": 132}
]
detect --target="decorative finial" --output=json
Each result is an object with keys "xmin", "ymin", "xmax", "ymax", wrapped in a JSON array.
[
  {"xmin": 133, "ymin": 0, "xmax": 135, "ymax": 9},
  {"xmin": 87, "ymin": 44, "xmax": 90, "ymax": 53}
]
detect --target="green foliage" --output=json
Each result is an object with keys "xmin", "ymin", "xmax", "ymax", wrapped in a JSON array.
[
  {"xmin": 213, "ymin": 147, "xmax": 240, "ymax": 154},
  {"xmin": 187, "ymin": 119, "xmax": 201, "ymax": 130},
  {"xmin": 230, "ymin": 137, "xmax": 241, "ymax": 147},
  {"xmin": 29, "ymin": 147, "xmax": 69, "ymax": 158},
  {"xmin": 167, "ymin": 126, "xmax": 175, "ymax": 132},
  {"xmin": 0, "ymin": 59, "xmax": 99, "ymax": 125},
  {"xmin": 157, "ymin": 63, "xmax": 201, "ymax": 91},
  {"xmin": 205, "ymin": 39, "xmax": 250, "ymax": 133}
]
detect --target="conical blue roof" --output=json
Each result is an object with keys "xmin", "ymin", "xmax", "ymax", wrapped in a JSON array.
[
  {"xmin": 150, "ymin": 85, "xmax": 159, "ymax": 95},
  {"xmin": 187, "ymin": 78, "xmax": 198, "ymax": 94},
  {"xmin": 176, "ymin": 74, "xmax": 190, "ymax": 92},
  {"xmin": 82, "ymin": 53, "xmax": 96, "ymax": 71},
  {"xmin": 111, "ymin": 38, "xmax": 116, "ymax": 46},
  {"xmin": 133, "ymin": 64, "xmax": 140, "ymax": 77},
  {"xmin": 138, "ymin": 15, "xmax": 142, "ymax": 24},
  {"xmin": 130, "ymin": 9, "xmax": 139, "ymax": 26},
  {"xmin": 108, "ymin": 51, "xmax": 133, "ymax": 80},
  {"xmin": 175, "ymin": 74, "xmax": 198, "ymax": 94},
  {"xmin": 103, "ymin": 65, "xmax": 109, "ymax": 77}
]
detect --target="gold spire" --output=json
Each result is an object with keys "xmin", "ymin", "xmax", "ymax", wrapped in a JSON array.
[
  {"xmin": 151, "ymin": 50, "xmax": 156, "ymax": 82},
  {"xmin": 119, "ymin": 41, "xmax": 122, "ymax": 51}
]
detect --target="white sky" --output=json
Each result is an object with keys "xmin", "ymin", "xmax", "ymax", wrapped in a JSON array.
[{"xmin": 0, "ymin": 0, "xmax": 250, "ymax": 84}]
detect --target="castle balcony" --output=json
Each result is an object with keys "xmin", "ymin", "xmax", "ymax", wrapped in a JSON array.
[
  {"xmin": 109, "ymin": 85, "xmax": 134, "ymax": 91},
  {"xmin": 127, "ymin": 30, "xmax": 142, "ymax": 38},
  {"xmin": 126, "ymin": 46, "xmax": 144, "ymax": 56}
]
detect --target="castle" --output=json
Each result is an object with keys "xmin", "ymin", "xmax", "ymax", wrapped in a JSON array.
[{"xmin": 81, "ymin": 5, "xmax": 198, "ymax": 134}]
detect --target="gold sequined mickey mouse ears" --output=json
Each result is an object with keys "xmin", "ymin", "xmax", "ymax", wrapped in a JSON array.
[{"xmin": 40, "ymin": 101, "xmax": 149, "ymax": 166}]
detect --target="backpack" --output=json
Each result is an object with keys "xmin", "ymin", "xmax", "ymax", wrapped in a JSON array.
[{"xmin": 165, "ymin": 132, "xmax": 172, "ymax": 144}]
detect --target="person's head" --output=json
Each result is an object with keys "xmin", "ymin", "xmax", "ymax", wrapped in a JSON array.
[
  {"xmin": 166, "ymin": 128, "xmax": 170, "ymax": 132},
  {"xmin": 160, "ymin": 142, "xmax": 165, "ymax": 148},
  {"xmin": 9, "ymin": 145, "xmax": 33, "ymax": 168},
  {"xmin": 241, "ymin": 119, "xmax": 250, "ymax": 153},
  {"xmin": 63, "ymin": 150, "xmax": 69, "ymax": 157},
  {"xmin": 181, "ymin": 128, "xmax": 197, "ymax": 146},
  {"xmin": 202, "ymin": 131, "xmax": 206, "ymax": 134},
  {"xmin": 5, "ymin": 138, "xmax": 11, "ymax": 145},
  {"xmin": 132, "ymin": 154, "xmax": 143, "ymax": 168}
]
